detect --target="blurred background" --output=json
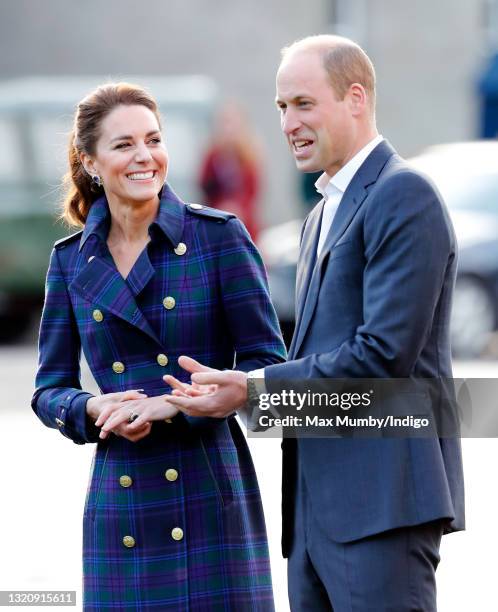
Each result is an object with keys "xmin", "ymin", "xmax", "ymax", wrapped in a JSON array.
[{"xmin": 1, "ymin": 1, "xmax": 498, "ymax": 610}]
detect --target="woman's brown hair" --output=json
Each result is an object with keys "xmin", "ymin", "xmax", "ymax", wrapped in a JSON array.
[{"xmin": 61, "ymin": 82, "xmax": 161, "ymax": 227}]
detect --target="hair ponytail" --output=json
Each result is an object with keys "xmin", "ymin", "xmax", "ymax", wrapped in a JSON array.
[{"xmin": 60, "ymin": 130, "xmax": 102, "ymax": 227}]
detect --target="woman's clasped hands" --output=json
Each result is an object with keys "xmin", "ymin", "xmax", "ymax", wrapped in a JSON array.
[{"xmin": 87, "ymin": 391, "xmax": 179, "ymax": 441}]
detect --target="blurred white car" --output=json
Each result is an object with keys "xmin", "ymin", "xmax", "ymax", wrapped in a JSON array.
[{"xmin": 260, "ymin": 141, "xmax": 498, "ymax": 357}]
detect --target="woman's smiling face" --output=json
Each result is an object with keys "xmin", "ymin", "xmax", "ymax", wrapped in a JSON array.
[{"xmin": 83, "ymin": 104, "xmax": 168, "ymax": 207}]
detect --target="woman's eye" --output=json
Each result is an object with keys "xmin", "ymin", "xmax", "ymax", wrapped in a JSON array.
[{"xmin": 115, "ymin": 142, "xmax": 130, "ymax": 149}]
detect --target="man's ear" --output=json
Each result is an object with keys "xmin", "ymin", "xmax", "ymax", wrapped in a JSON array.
[
  {"xmin": 80, "ymin": 151, "xmax": 97, "ymax": 177},
  {"xmin": 348, "ymin": 83, "xmax": 368, "ymax": 116}
]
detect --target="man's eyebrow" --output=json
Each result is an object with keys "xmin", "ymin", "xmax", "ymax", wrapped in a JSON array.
[
  {"xmin": 275, "ymin": 95, "xmax": 311, "ymax": 106},
  {"xmin": 109, "ymin": 130, "xmax": 161, "ymax": 143}
]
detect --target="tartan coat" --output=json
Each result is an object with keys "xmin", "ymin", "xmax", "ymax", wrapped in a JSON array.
[{"xmin": 32, "ymin": 184, "xmax": 286, "ymax": 611}]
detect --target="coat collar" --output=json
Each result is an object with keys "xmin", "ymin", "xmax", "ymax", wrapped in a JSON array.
[
  {"xmin": 72, "ymin": 183, "xmax": 188, "ymax": 346},
  {"xmin": 78, "ymin": 183, "xmax": 186, "ymax": 252}
]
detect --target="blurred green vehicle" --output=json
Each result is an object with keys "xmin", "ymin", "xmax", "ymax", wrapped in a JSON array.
[{"xmin": 0, "ymin": 75, "xmax": 218, "ymax": 341}]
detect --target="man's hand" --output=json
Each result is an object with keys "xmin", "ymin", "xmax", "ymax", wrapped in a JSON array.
[{"xmin": 164, "ymin": 356, "xmax": 248, "ymax": 418}]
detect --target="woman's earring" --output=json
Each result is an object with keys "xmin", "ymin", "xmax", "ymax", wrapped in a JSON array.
[{"xmin": 92, "ymin": 174, "xmax": 103, "ymax": 187}]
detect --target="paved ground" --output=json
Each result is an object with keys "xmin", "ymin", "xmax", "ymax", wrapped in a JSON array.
[{"xmin": 1, "ymin": 344, "xmax": 497, "ymax": 611}]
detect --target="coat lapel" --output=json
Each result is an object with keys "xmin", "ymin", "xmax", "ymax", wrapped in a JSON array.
[
  {"xmin": 291, "ymin": 140, "xmax": 396, "ymax": 357},
  {"xmin": 70, "ymin": 255, "xmax": 161, "ymax": 344}
]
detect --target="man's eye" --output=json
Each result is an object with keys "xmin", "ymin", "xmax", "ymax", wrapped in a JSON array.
[{"xmin": 149, "ymin": 138, "xmax": 161, "ymax": 144}]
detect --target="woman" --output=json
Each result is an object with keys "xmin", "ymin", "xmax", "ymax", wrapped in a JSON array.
[
  {"xmin": 32, "ymin": 82, "xmax": 286, "ymax": 611},
  {"xmin": 198, "ymin": 100, "xmax": 262, "ymax": 241}
]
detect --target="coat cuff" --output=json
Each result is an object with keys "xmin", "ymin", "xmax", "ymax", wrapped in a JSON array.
[{"xmin": 56, "ymin": 391, "xmax": 98, "ymax": 444}]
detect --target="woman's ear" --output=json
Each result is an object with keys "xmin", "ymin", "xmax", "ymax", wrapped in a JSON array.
[{"xmin": 80, "ymin": 151, "xmax": 97, "ymax": 177}]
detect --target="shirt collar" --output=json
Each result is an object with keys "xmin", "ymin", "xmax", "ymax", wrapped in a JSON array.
[
  {"xmin": 315, "ymin": 134, "xmax": 384, "ymax": 200},
  {"xmin": 79, "ymin": 183, "xmax": 186, "ymax": 252}
]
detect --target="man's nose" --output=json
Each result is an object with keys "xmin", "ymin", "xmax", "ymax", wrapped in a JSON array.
[{"xmin": 281, "ymin": 110, "xmax": 301, "ymax": 135}]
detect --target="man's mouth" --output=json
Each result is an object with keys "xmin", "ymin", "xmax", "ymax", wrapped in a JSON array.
[
  {"xmin": 126, "ymin": 170, "xmax": 156, "ymax": 181},
  {"xmin": 293, "ymin": 139, "xmax": 314, "ymax": 156}
]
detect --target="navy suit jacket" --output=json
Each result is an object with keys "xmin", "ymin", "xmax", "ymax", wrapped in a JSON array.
[{"xmin": 265, "ymin": 140, "xmax": 465, "ymax": 555}]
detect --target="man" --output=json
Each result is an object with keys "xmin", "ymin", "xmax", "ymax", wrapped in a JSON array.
[{"xmin": 166, "ymin": 35, "xmax": 464, "ymax": 611}]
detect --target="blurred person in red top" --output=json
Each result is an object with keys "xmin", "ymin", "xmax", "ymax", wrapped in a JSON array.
[{"xmin": 199, "ymin": 100, "xmax": 262, "ymax": 240}]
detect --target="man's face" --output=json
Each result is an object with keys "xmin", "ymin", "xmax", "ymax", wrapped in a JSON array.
[{"xmin": 276, "ymin": 50, "xmax": 355, "ymax": 177}]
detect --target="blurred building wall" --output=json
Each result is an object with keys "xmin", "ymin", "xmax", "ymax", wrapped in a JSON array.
[{"xmin": 0, "ymin": 0, "xmax": 487, "ymax": 225}]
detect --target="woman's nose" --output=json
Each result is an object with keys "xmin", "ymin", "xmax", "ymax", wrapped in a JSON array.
[{"xmin": 134, "ymin": 143, "xmax": 153, "ymax": 162}]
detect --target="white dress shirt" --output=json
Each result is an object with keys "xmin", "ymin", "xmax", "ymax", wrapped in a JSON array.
[{"xmin": 316, "ymin": 134, "xmax": 384, "ymax": 256}]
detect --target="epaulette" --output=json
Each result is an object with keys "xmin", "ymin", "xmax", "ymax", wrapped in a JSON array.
[
  {"xmin": 186, "ymin": 203, "xmax": 236, "ymax": 224},
  {"xmin": 54, "ymin": 230, "xmax": 84, "ymax": 249}
]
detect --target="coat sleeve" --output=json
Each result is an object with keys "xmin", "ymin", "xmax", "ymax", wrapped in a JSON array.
[
  {"xmin": 218, "ymin": 217, "xmax": 287, "ymax": 372},
  {"xmin": 31, "ymin": 247, "xmax": 98, "ymax": 444},
  {"xmin": 180, "ymin": 217, "xmax": 286, "ymax": 430},
  {"xmin": 264, "ymin": 170, "xmax": 455, "ymax": 382}
]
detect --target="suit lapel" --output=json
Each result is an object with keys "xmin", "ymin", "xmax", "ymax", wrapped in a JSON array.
[
  {"xmin": 291, "ymin": 140, "xmax": 396, "ymax": 357},
  {"xmin": 289, "ymin": 201, "xmax": 324, "ymax": 358},
  {"xmin": 294, "ymin": 201, "xmax": 323, "ymax": 322}
]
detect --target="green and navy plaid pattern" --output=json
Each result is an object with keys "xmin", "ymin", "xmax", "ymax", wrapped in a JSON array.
[{"xmin": 32, "ymin": 185, "xmax": 286, "ymax": 611}]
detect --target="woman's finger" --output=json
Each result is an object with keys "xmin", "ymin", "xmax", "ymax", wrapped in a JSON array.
[
  {"xmin": 100, "ymin": 407, "xmax": 135, "ymax": 433},
  {"xmin": 95, "ymin": 403, "xmax": 121, "ymax": 427},
  {"xmin": 120, "ymin": 390, "xmax": 147, "ymax": 401},
  {"xmin": 94, "ymin": 392, "xmax": 146, "ymax": 426},
  {"xmin": 126, "ymin": 422, "xmax": 152, "ymax": 442},
  {"xmin": 126, "ymin": 412, "xmax": 149, "ymax": 430}
]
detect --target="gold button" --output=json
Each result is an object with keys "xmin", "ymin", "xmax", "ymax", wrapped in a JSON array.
[
  {"xmin": 162, "ymin": 296, "xmax": 176, "ymax": 310},
  {"xmin": 92, "ymin": 309, "xmax": 104, "ymax": 322},
  {"xmin": 122, "ymin": 535, "xmax": 136, "ymax": 548},
  {"xmin": 174, "ymin": 242, "xmax": 187, "ymax": 256},
  {"xmin": 157, "ymin": 354, "xmax": 169, "ymax": 367},
  {"xmin": 165, "ymin": 469, "xmax": 178, "ymax": 482},
  {"xmin": 112, "ymin": 361, "xmax": 125, "ymax": 374},
  {"xmin": 119, "ymin": 475, "xmax": 132, "ymax": 488},
  {"xmin": 55, "ymin": 418, "xmax": 64, "ymax": 427},
  {"xmin": 171, "ymin": 527, "xmax": 184, "ymax": 541}
]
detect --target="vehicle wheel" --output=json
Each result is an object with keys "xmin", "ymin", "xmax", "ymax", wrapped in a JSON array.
[{"xmin": 450, "ymin": 276, "xmax": 496, "ymax": 358}]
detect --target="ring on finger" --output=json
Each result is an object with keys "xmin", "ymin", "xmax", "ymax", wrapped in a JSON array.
[{"xmin": 128, "ymin": 411, "xmax": 139, "ymax": 424}]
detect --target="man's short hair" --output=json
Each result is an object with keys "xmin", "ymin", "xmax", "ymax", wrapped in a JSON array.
[{"xmin": 281, "ymin": 35, "xmax": 376, "ymax": 109}]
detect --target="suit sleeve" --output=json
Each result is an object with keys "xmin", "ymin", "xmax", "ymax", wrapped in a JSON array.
[
  {"xmin": 31, "ymin": 247, "xmax": 98, "ymax": 444},
  {"xmin": 264, "ymin": 170, "xmax": 455, "ymax": 381},
  {"xmin": 218, "ymin": 217, "xmax": 287, "ymax": 372}
]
